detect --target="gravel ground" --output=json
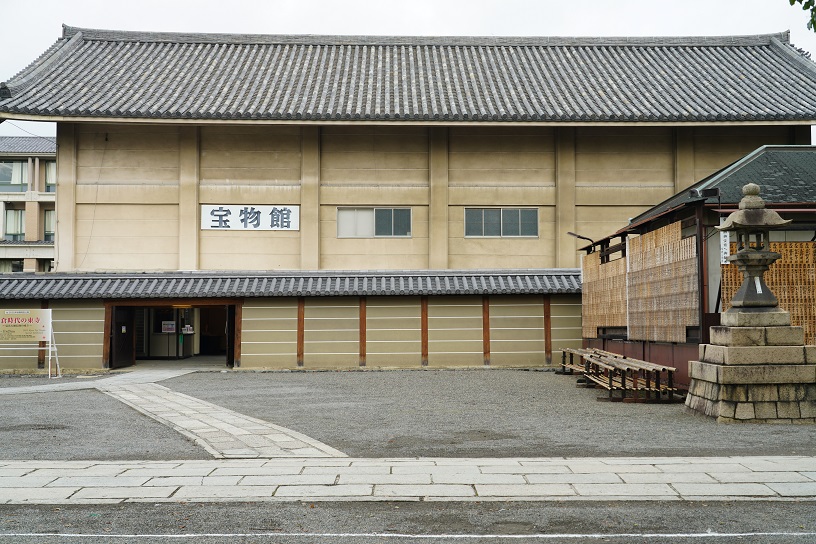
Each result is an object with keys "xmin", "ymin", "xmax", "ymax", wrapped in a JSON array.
[
  {"xmin": 165, "ymin": 368, "xmax": 816, "ymax": 458},
  {"xmin": 0, "ymin": 389, "xmax": 211, "ymax": 460},
  {"xmin": 1, "ymin": 368, "xmax": 814, "ymax": 460}
]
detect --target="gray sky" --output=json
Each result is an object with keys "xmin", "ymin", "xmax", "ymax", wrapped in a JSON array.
[{"xmin": 2, "ymin": 0, "xmax": 816, "ymax": 137}]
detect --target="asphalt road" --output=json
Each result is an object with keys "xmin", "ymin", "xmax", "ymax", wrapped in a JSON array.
[
  {"xmin": 1, "ymin": 369, "xmax": 815, "ymax": 460},
  {"xmin": 1, "ymin": 501, "xmax": 816, "ymax": 543}
]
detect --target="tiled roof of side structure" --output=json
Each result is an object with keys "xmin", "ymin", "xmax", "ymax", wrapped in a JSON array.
[
  {"xmin": 624, "ymin": 145, "xmax": 816, "ymax": 228},
  {"xmin": 0, "ymin": 270, "xmax": 582, "ymax": 300},
  {"xmin": 0, "ymin": 136, "xmax": 56, "ymax": 154},
  {"xmin": 2, "ymin": 26, "xmax": 816, "ymax": 123}
]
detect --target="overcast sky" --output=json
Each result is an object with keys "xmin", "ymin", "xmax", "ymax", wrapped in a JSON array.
[{"xmin": 1, "ymin": 0, "xmax": 815, "ymax": 137}]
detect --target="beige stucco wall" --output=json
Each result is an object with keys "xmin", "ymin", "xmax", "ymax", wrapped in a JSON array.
[
  {"xmin": 427, "ymin": 295, "xmax": 484, "ymax": 367},
  {"xmin": 488, "ymin": 295, "xmax": 546, "ymax": 367},
  {"xmin": 365, "ymin": 296, "xmax": 422, "ymax": 367},
  {"xmin": 51, "ymin": 302, "xmax": 106, "ymax": 370},
  {"xmin": 240, "ymin": 299, "xmax": 298, "ymax": 369},
  {"xmin": 55, "ymin": 122, "xmax": 800, "ymax": 272},
  {"xmin": 550, "ymin": 294, "xmax": 583, "ymax": 357},
  {"xmin": 303, "ymin": 298, "xmax": 360, "ymax": 367}
]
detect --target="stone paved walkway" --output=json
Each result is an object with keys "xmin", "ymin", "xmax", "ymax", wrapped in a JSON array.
[
  {"xmin": 102, "ymin": 383, "xmax": 346, "ymax": 458},
  {"xmin": 0, "ymin": 456, "xmax": 814, "ymax": 504}
]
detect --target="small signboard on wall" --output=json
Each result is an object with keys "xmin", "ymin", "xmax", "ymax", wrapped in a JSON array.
[
  {"xmin": 0, "ymin": 309, "xmax": 51, "ymax": 343},
  {"xmin": 201, "ymin": 205, "xmax": 300, "ymax": 231},
  {"xmin": 161, "ymin": 321, "xmax": 176, "ymax": 334}
]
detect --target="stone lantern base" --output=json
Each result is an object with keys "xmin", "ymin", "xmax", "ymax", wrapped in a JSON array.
[{"xmin": 685, "ymin": 309, "xmax": 816, "ymax": 423}]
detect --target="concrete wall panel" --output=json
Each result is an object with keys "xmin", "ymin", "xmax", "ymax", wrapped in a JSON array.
[
  {"xmin": 200, "ymin": 126, "xmax": 301, "ymax": 186},
  {"xmin": 321, "ymin": 126, "xmax": 429, "ymax": 186},
  {"xmin": 75, "ymin": 204, "xmax": 179, "ymax": 271}
]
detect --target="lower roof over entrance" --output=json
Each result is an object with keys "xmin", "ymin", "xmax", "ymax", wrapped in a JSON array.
[{"xmin": 0, "ymin": 269, "xmax": 581, "ymax": 300}]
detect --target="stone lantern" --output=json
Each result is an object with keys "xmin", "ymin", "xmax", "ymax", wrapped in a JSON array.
[
  {"xmin": 685, "ymin": 183, "xmax": 816, "ymax": 423},
  {"xmin": 715, "ymin": 183, "xmax": 790, "ymax": 312}
]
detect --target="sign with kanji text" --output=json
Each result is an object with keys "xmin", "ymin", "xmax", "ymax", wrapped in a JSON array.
[
  {"xmin": 201, "ymin": 205, "xmax": 300, "ymax": 231},
  {"xmin": 0, "ymin": 309, "xmax": 51, "ymax": 343}
]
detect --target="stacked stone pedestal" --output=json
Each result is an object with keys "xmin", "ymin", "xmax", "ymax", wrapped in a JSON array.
[{"xmin": 685, "ymin": 309, "xmax": 816, "ymax": 423}]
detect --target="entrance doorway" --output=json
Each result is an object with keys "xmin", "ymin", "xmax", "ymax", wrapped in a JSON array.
[{"xmin": 105, "ymin": 300, "xmax": 241, "ymax": 369}]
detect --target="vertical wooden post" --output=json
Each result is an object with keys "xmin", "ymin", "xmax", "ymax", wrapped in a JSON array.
[
  {"xmin": 543, "ymin": 295, "xmax": 553, "ymax": 365},
  {"xmin": 482, "ymin": 295, "xmax": 490, "ymax": 366},
  {"xmin": 297, "ymin": 297, "xmax": 305, "ymax": 367},
  {"xmin": 233, "ymin": 304, "xmax": 242, "ymax": 368},
  {"xmin": 420, "ymin": 296, "xmax": 429, "ymax": 366},
  {"xmin": 359, "ymin": 296, "xmax": 366, "ymax": 367},
  {"xmin": 102, "ymin": 303, "xmax": 112, "ymax": 369},
  {"xmin": 37, "ymin": 300, "xmax": 48, "ymax": 369}
]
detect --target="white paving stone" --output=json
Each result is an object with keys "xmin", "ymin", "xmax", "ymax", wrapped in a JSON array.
[
  {"xmin": 339, "ymin": 474, "xmax": 432, "ymax": 485},
  {"xmin": 276, "ymin": 484, "xmax": 374, "ymax": 497},
  {"xmin": 620, "ymin": 473, "xmax": 719, "ymax": 484},
  {"xmin": 766, "ymin": 482, "xmax": 816, "ymax": 496},
  {"xmin": 0, "ymin": 487, "xmax": 80, "ymax": 502},
  {"xmin": 475, "ymin": 484, "xmax": 575, "ymax": 497},
  {"xmin": 572, "ymin": 483, "xmax": 677, "ymax": 496},
  {"xmin": 71, "ymin": 486, "xmax": 178, "ymax": 499},
  {"xmin": 525, "ymin": 473, "xmax": 623, "ymax": 484},
  {"xmin": 655, "ymin": 463, "xmax": 750, "ymax": 473},
  {"xmin": 373, "ymin": 484, "xmax": 475, "ymax": 497},
  {"xmin": 671, "ymin": 483, "xmax": 777, "ymax": 496},
  {"xmin": 708, "ymin": 471, "xmax": 813, "ymax": 483}
]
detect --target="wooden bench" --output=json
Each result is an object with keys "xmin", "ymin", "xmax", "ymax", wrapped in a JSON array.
[{"xmin": 561, "ymin": 347, "xmax": 680, "ymax": 403}]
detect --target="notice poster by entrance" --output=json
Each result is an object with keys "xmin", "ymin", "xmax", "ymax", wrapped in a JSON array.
[
  {"xmin": 161, "ymin": 321, "xmax": 176, "ymax": 333},
  {"xmin": 0, "ymin": 309, "xmax": 52, "ymax": 343}
]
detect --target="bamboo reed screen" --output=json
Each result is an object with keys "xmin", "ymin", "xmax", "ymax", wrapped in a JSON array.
[
  {"xmin": 627, "ymin": 222, "xmax": 699, "ymax": 343},
  {"xmin": 722, "ymin": 242, "xmax": 816, "ymax": 345},
  {"xmin": 580, "ymin": 250, "xmax": 627, "ymax": 338}
]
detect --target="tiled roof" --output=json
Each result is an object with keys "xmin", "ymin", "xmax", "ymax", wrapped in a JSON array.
[
  {"xmin": 0, "ymin": 136, "xmax": 56, "ymax": 155},
  {"xmin": 625, "ymin": 145, "xmax": 816, "ymax": 228},
  {"xmin": 2, "ymin": 26, "xmax": 816, "ymax": 123},
  {"xmin": 0, "ymin": 269, "xmax": 581, "ymax": 300}
]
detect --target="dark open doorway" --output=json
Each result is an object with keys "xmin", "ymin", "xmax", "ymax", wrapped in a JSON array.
[{"xmin": 105, "ymin": 300, "xmax": 241, "ymax": 369}]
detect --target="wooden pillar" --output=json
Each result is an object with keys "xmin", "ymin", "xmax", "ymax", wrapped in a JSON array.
[
  {"xmin": 428, "ymin": 128, "xmax": 449, "ymax": 269},
  {"xmin": 543, "ymin": 295, "xmax": 553, "ymax": 365},
  {"xmin": 300, "ymin": 127, "xmax": 321, "ymax": 270},
  {"xmin": 233, "ymin": 304, "xmax": 242, "ymax": 368},
  {"xmin": 102, "ymin": 303, "xmax": 112, "ymax": 369},
  {"xmin": 555, "ymin": 127, "xmax": 577, "ymax": 268},
  {"xmin": 297, "ymin": 297, "xmax": 305, "ymax": 367},
  {"xmin": 420, "ymin": 296, "xmax": 429, "ymax": 366},
  {"xmin": 359, "ymin": 296, "xmax": 366, "ymax": 367},
  {"xmin": 55, "ymin": 123, "xmax": 77, "ymax": 271},
  {"xmin": 482, "ymin": 295, "xmax": 490, "ymax": 366},
  {"xmin": 178, "ymin": 127, "xmax": 200, "ymax": 270}
]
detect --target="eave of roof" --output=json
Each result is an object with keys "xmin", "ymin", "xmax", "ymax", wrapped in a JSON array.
[
  {"xmin": 601, "ymin": 145, "xmax": 816, "ymax": 240},
  {"xmin": 2, "ymin": 26, "xmax": 816, "ymax": 124},
  {"xmin": 0, "ymin": 269, "xmax": 582, "ymax": 300}
]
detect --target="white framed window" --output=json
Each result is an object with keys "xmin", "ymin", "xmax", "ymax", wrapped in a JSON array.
[
  {"xmin": 337, "ymin": 207, "xmax": 412, "ymax": 238},
  {"xmin": 44, "ymin": 161, "xmax": 56, "ymax": 192},
  {"xmin": 465, "ymin": 208, "xmax": 538, "ymax": 237},
  {"xmin": 43, "ymin": 209, "xmax": 55, "ymax": 242},
  {"xmin": 4, "ymin": 208, "xmax": 25, "ymax": 242},
  {"xmin": 0, "ymin": 161, "xmax": 28, "ymax": 192}
]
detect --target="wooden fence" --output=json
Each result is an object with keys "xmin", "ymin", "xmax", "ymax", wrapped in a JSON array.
[
  {"xmin": 627, "ymin": 222, "xmax": 699, "ymax": 343},
  {"xmin": 722, "ymin": 242, "xmax": 816, "ymax": 345}
]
